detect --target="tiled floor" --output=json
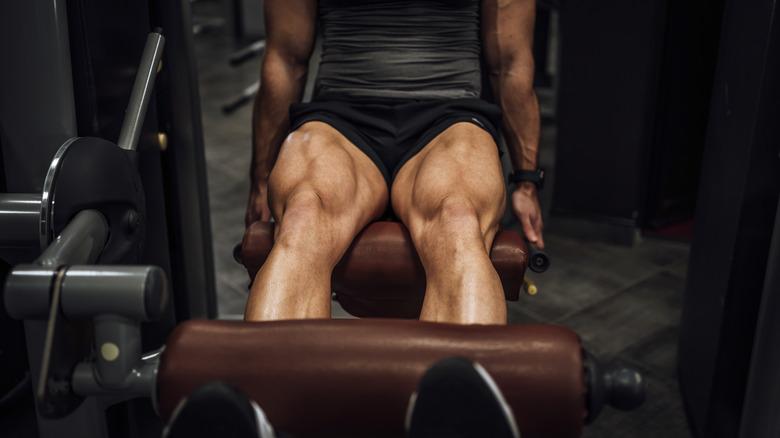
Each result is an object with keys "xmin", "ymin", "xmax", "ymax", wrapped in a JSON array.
[{"xmin": 192, "ymin": 15, "xmax": 694, "ymax": 438}]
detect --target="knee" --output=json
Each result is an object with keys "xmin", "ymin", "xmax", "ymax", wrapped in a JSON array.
[
  {"xmin": 273, "ymin": 191, "xmax": 327, "ymax": 248},
  {"xmin": 434, "ymin": 196, "xmax": 483, "ymax": 232},
  {"xmin": 272, "ymin": 190, "xmax": 358, "ymax": 261},
  {"xmin": 411, "ymin": 195, "xmax": 497, "ymax": 250}
]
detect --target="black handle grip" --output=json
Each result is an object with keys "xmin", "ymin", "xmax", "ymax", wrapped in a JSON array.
[{"xmin": 525, "ymin": 240, "xmax": 550, "ymax": 273}]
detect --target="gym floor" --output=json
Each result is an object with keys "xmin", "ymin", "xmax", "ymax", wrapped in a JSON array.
[{"xmin": 193, "ymin": 12, "xmax": 694, "ymax": 438}]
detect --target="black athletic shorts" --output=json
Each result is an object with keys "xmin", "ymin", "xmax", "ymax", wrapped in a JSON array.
[{"xmin": 288, "ymin": 93, "xmax": 503, "ymax": 187}]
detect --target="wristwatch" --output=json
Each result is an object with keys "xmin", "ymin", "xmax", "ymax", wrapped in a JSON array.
[{"xmin": 509, "ymin": 169, "xmax": 545, "ymax": 190}]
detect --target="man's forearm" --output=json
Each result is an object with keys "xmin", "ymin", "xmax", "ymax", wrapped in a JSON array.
[
  {"xmin": 250, "ymin": 53, "xmax": 308, "ymax": 184},
  {"xmin": 491, "ymin": 72, "xmax": 541, "ymax": 172}
]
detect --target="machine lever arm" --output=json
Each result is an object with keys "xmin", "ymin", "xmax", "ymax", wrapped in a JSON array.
[{"xmin": 117, "ymin": 29, "xmax": 165, "ymax": 151}]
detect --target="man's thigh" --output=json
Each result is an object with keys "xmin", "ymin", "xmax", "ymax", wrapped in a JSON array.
[
  {"xmin": 390, "ymin": 122, "xmax": 506, "ymax": 234},
  {"xmin": 269, "ymin": 121, "xmax": 389, "ymax": 225}
]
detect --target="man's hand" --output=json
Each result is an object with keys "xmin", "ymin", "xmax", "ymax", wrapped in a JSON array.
[
  {"xmin": 511, "ymin": 182, "xmax": 544, "ymax": 249},
  {"xmin": 245, "ymin": 177, "xmax": 273, "ymax": 226}
]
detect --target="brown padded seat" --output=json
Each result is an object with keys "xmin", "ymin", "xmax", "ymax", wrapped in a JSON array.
[
  {"xmin": 157, "ymin": 318, "xmax": 587, "ymax": 438},
  {"xmin": 241, "ymin": 221, "xmax": 530, "ymax": 318}
]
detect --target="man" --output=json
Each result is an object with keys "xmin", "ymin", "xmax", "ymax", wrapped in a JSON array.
[{"xmin": 244, "ymin": 0, "xmax": 543, "ymax": 325}]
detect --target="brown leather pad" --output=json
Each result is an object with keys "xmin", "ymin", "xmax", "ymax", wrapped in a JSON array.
[
  {"xmin": 157, "ymin": 319, "xmax": 586, "ymax": 438},
  {"xmin": 241, "ymin": 221, "xmax": 529, "ymax": 318}
]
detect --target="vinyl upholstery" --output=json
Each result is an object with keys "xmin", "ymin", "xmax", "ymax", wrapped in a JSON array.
[
  {"xmin": 157, "ymin": 319, "xmax": 587, "ymax": 438},
  {"xmin": 240, "ymin": 221, "xmax": 529, "ymax": 318}
]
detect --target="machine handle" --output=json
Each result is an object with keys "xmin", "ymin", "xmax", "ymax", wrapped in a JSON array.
[
  {"xmin": 117, "ymin": 29, "xmax": 166, "ymax": 151},
  {"xmin": 525, "ymin": 240, "xmax": 550, "ymax": 273}
]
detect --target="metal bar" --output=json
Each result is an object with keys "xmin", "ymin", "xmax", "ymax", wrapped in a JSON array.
[
  {"xmin": 60, "ymin": 265, "xmax": 168, "ymax": 321},
  {"xmin": 36, "ymin": 209, "xmax": 109, "ymax": 268},
  {"xmin": 117, "ymin": 31, "xmax": 166, "ymax": 151},
  {"xmin": 92, "ymin": 315, "xmax": 141, "ymax": 390},
  {"xmin": 3, "ymin": 266, "xmax": 58, "ymax": 320},
  {"xmin": 0, "ymin": 193, "xmax": 42, "ymax": 247},
  {"xmin": 229, "ymin": 39, "xmax": 265, "ymax": 66},
  {"xmin": 72, "ymin": 349, "xmax": 160, "ymax": 399},
  {"xmin": 221, "ymin": 80, "xmax": 259, "ymax": 114}
]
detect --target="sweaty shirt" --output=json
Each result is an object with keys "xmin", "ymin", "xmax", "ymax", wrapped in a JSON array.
[{"xmin": 315, "ymin": 0, "xmax": 483, "ymax": 99}]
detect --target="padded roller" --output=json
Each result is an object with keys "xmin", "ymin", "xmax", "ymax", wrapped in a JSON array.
[
  {"xmin": 157, "ymin": 319, "xmax": 586, "ymax": 438},
  {"xmin": 241, "ymin": 221, "xmax": 529, "ymax": 318}
]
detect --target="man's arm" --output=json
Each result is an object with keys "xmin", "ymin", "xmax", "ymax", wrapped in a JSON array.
[
  {"xmin": 246, "ymin": 0, "xmax": 318, "ymax": 226},
  {"xmin": 481, "ymin": 0, "xmax": 544, "ymax": 249}
]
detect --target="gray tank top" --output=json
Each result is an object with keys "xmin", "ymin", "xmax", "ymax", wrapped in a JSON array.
[{"xmin": 315, "ymin": 0, "xmax": 482, "ymax": 99}]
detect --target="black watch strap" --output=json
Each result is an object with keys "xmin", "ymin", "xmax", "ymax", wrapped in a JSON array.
[{"xmin": 509, "ymin": 169, "xmax": 545, "ymax": 190}]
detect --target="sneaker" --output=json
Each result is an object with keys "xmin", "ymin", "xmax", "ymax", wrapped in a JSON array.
[
  {"xmin": 405, "ymin": 357, "xmax": 520, "ymax": 438},
  {"xmin": 163, "ymin": 381, "xmax": 276, "ymax": 438}
]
